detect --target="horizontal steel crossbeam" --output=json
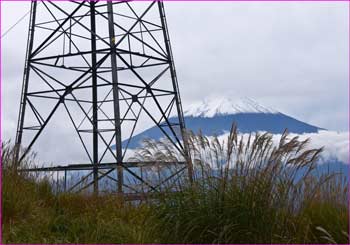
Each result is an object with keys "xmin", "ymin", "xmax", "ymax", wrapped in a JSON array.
[{"xmin": 20, "ymin": 161, "xmax": 186, "ymax": 172}]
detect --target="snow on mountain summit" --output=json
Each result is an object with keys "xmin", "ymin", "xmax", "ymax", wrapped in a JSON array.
[{"xmin": 183, "ymin": 97, "xmax": 278, "ymax": 117}]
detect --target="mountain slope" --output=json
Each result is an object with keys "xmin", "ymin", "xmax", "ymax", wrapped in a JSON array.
[{"xmin": 122, "ymin": 97, "xmax": 322, "ymax": 149}]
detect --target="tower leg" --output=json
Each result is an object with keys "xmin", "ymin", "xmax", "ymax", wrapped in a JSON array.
[
  {"xmin": 107, "ymin": 2, "xmax": 123, "ymax": 194},
  {"xmin": 64, "ymin": 169, "xmax": 67, "ymax": 192},
  {"xmin": 158, "ymin": 1, "xmax": 194, "ymax": 183},
  {"xmin": 15, "ymin": 1, "xmax": 37, "ymax": 166},
  {"xmin": 90, "ymin": 1, "xmax": 99, "ymax": 195}
]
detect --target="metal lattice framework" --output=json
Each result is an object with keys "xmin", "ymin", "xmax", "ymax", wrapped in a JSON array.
[{"xmin": 15, "ymin": 0, "xmax": 193, "ymax": 195}]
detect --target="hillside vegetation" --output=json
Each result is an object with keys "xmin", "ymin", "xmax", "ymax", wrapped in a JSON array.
[{"xmin": 2, "ymin": 126, "xmax": 349, "ymax": 244}]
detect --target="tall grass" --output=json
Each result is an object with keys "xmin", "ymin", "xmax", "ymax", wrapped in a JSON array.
[
  {"xmin": 2, "ymin": 125, "xmax": 349, "ymax": 244},
  {"xmin": 2, "ymin": 142, "xmax": 157, "ymax": 243},
  {"xmin": 144, "ymin": 126, "xmax": 349, "ymax": 243}
]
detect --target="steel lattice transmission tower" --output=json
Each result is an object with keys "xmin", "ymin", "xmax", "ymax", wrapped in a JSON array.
[{"xmin": 15, "ymin": 0, "xmax": 193, "ymax": 194}]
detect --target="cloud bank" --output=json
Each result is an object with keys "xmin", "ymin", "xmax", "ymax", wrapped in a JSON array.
[{"xmin": 217, "ymin": 130, "xmax": 349, "ymax": 165}]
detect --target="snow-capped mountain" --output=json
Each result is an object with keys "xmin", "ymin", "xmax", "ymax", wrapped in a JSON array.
[
  {"xmin": 184, "ymin": 97, "xmax": 277, "ymax": 117},
  {"xmin": 114, "ymin": 97, "xmax": 348, "ymax": 174},
  {"xmin": 122, "ymin": 97, "xmax": 323, "ymax": 149}
]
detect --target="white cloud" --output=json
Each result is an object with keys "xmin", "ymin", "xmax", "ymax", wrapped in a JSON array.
[
  {"xmin": 217, "ymin": 130, "xmax": 349, "ymax": 165},
  {"xmin": 286, "ymin": 130, "xmax": 349, "ymax": 164}
]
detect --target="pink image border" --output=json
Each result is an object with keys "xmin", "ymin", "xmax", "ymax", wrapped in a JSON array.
[{"xmin": 0, "ymin": 0, "xmax": 349, "ymax": 244}]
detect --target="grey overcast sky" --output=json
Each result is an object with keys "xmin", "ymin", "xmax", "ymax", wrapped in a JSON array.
[{"xmin": 1, "ymin": 0, "xmax": 349, "ymax": 146}]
